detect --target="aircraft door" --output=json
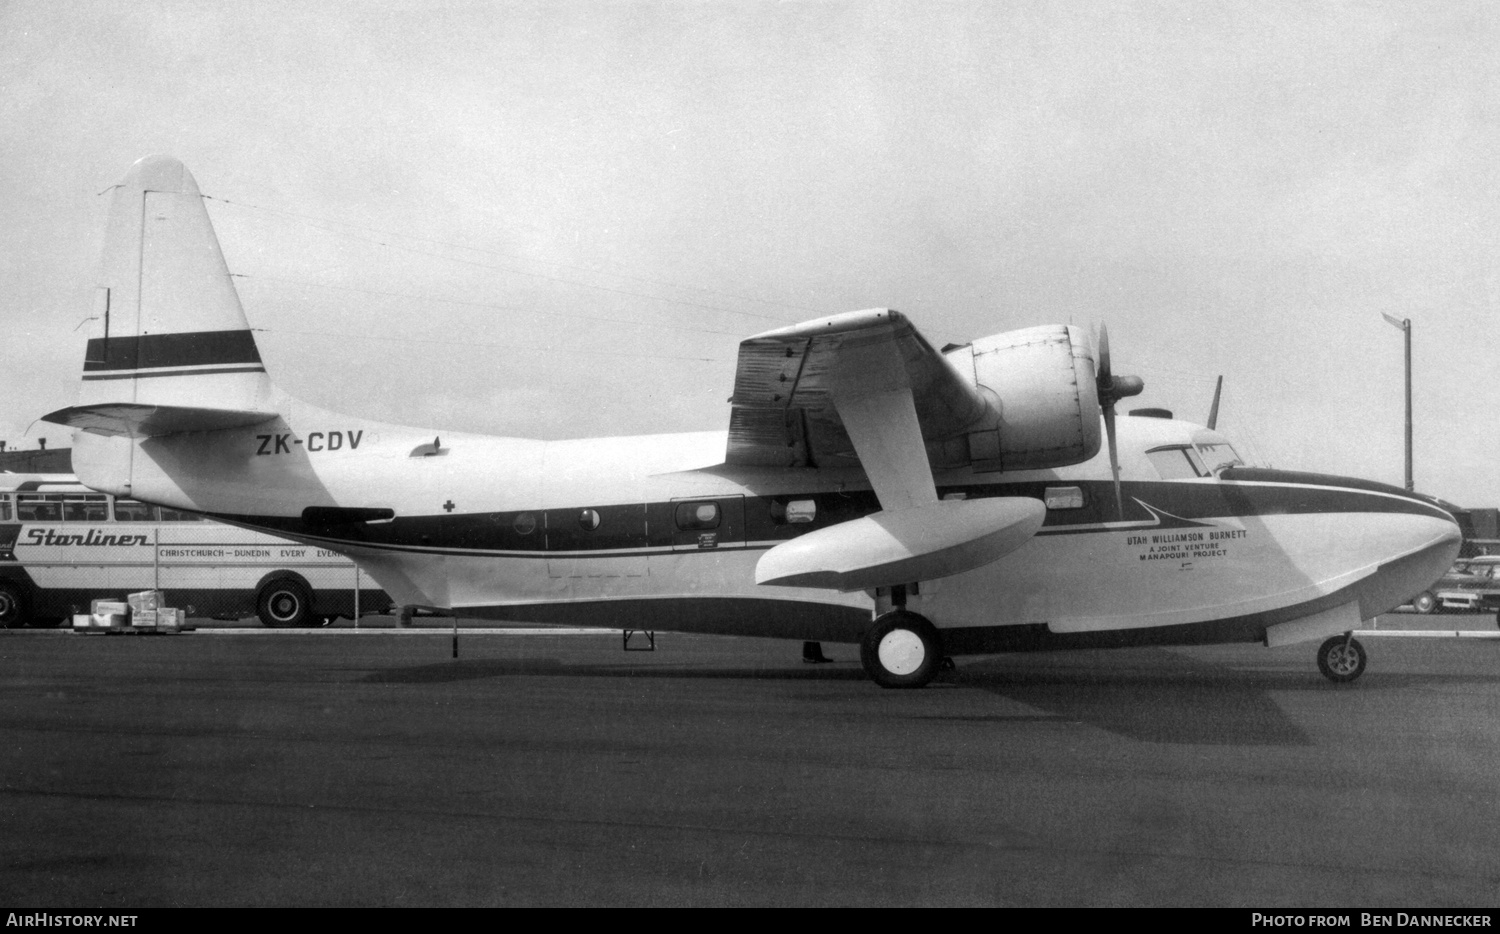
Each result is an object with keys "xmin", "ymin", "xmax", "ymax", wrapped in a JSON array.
[{"xmin": 665, "ymin": 495, "xmax": 746, "ymax": 552}]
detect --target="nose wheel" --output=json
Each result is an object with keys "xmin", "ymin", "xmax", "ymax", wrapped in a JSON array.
[{"xmin": 1316, "ymin": 634, "xmax": 1367, "ymax": 683}]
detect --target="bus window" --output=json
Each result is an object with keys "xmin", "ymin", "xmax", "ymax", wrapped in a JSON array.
[
  {"xmin": 158, "ymin": 506, "xmax": 205, "ymax": 522},
  {"xmin": 0, "ymin": 496, "xmax": 9, "ymax": 522},
  {"xmin": 113, "ymin": 500, "xmax": 158, "ymax": 522},
  {"xmin": 63, "ymin": 495, "xmax": 109, "ymax": 522},
  {"xmin": 16, "ymin": 494, "xmax": 62, "ymax": 522}
]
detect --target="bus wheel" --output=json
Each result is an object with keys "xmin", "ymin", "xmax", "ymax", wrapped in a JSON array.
[
  {"xmin": 0, "ymin": 582, "xmax": 26, "ymax": 629},
  {"xmin": 257, "ymin": 580, "xmax": 313, "ymax": 628}
]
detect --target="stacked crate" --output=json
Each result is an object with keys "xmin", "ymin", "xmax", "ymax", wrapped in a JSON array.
[{"xmin": 73, "ymin": 590, "xmax": 186, "ymax": 633}]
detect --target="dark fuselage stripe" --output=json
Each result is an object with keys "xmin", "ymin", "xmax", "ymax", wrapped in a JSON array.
[{"xmin": 204, "ymin": 475, "xmax": 1454, "ymax": 560}]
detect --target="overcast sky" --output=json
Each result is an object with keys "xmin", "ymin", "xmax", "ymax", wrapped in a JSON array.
[{"xmin": 2, "ymin": 2, "xmax": 1497, "ymax": 505}]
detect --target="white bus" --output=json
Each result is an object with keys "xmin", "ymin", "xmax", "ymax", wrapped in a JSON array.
[{"xmin": 0, "ymin": 474, "xmax": 389, "ymax": 628}]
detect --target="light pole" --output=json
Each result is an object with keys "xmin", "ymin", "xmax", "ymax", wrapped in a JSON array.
[{"xmin": 1381, "ymin": 313, "xmax": 1413, "ymax": 492}]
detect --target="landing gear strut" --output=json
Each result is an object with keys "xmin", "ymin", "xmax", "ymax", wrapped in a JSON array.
[{"xmin": 1316, "ymin": 633, "xmax": 1367, "ymax": 683}]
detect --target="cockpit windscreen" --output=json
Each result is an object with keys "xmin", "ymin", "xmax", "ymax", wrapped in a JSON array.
[
  {"xmin": 1195, "ymin": 442, "xmax": 1243, "ymax": 473},
  {"xmin": 1146, "ymin": 441, "xmax": 1246, "ymax": 480}
]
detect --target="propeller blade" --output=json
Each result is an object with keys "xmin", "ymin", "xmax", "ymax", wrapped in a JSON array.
[
  {"xmin": 1207, "ymin": 376, "xmax": 1223, "ymax": 430},
  {"xmin": 1105, "ymin": 404, "xmax": 1123, "ymax": 520},
  {"xmin": 1096, "ymin": 323, "xmax": 1112, "ymax": 394},
  {"xmin": 1094, "ymin": 322, "xmax": 1141, "ymax": 521}
]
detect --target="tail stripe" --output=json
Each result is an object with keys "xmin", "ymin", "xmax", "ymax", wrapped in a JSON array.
[
  {"xmin": 82, "ymin": 329, "xmax": 262, "ymax": 374},
  {"xmin": 82, "ymin": 365, "xmax": 266, "ymax": 382}
]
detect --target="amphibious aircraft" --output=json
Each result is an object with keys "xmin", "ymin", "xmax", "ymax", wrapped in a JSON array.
[{"xmin": 43, "ymin": 155, "xmax": 1461, "ymax": 687}]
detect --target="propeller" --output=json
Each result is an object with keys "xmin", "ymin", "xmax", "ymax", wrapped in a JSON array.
[
  {"xmin": 1095, "ymin": 324, "xmax": 1144, "ymax": 520},
  {"xmin": 1206, "ymin": 375, "xmax": 1223, "ymax": 430}
]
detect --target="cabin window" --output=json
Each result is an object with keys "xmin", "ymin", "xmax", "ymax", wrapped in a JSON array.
[
  {"xmin": 770, "ymin": 498, "xmax": 817, "ymax": 524},
  {"xmin": 675, "ymin": 501, "xmax": 721, "ymax": 531},
  {"xmin": 63, "ymin": 495, "xmax": 108, "ymax": 522},
  {"xmin": 16, "ymin": 494, "xmax": 62, "ymax": 522},
  {"xmin": 113, "ymin": 500, "xmax": 157, "ymax": 522},
  {"xmin": 785, "ymin": 499, "xmax": 816, "ymax": 524},
  {"xmin": 1044, "ymin": 486, "xmax": 1085, "ymax": 510},
  {"xmin": 1195, "ymin": 441, "xmax": 1243, "ymax": 472},
  {"xmin": 1146, "ymin": 446, "xmax": 1207, "ymax": 480},
  {"xmin": 578, "ymin": 508, "xmax": 601, "ymax": 531},
  {"xmin": 158, "ymin": 507, "xmax": 205, "ymax": 522},
  {"xmin": 513, "ymin": 512, "xmax": 538, "ymax": 535}
]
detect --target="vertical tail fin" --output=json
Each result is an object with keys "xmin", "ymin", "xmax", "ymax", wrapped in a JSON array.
[{"xmin": 45, "ymin": 155, "xmax": 276, "ymax": 437}]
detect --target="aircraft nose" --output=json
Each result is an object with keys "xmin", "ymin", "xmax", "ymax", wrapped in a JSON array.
[
  {"xmin": 1365, "ymin": 499, "xmax": 1463, "ymax": 617},
  {"xmin": 1219, "ymin": 467, "xmax": 1464, "ymax": 618},
  {"xmin": 1319, "ymin": 477, "xmax": 1463, "ymax": 618}
]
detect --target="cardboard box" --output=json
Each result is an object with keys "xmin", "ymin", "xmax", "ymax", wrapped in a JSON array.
[
  {"xmin": 127, "ymin": 590, "xmax": 163, "ymax": 614},
  {"xmin": 91, "ymin": 599, "xmax": 128, "ymax": 616},
  {"xmin": 72, "ymin": 614, "xmax": 94, "ymax": 630},
  {"xmin": 131, "ymin": 609, "xmax": 159, "ymax": 629},
  {"xmin": 156, "ymin": 607, "xmax": 184, "ymax": 631},
  {"xmin": 92, "ymin": 613, "xmax": 128, "ymax": 629}
]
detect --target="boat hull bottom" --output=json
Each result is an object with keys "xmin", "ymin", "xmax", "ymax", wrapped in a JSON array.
[{"xmin": 454, "ymin": 592, "xmax": 1371, "ymax": 655}]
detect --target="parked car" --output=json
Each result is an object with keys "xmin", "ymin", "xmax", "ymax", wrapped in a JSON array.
[{"xmin": 1412, "ymin": 556, "xmax": 1500, "ymax": 614}]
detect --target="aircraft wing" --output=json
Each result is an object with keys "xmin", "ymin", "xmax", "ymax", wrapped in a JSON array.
[
  {"xmin": 729, "ymin": 309, "xmax": 1047, "ymax": 590},
  {"xmin": 726, "ymin": 308, "xmax": 992, "ymax": 471}
]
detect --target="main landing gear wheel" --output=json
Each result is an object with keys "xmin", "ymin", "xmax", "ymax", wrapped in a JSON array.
[
  {"xmin": 0, "ymin": 582, "xmax": 25, "ymax": 629},
  {"xmin": 1317, "ymin": 634, "xmax": 1367, "ymax": 684},
  {"xmin": 257, "ymin": 580, "xmax": 314, "ymax": 628},
  {"xmin": 1413, "ymin": 591, "xmax": 1437, "ymax": 614},
  {"xmin": 860, "ymin": 611, "xmax": 943, "ymax": 689}
]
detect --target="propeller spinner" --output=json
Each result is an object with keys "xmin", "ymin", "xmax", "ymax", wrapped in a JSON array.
[{"xmin": 1095, "ymin": 325, "xmax": 1144, "ymax": 520}]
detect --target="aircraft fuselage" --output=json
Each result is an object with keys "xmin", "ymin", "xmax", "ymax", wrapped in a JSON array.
[{"xmin": 73, "ymin": 404, "xmax": 1460, "ymax": 651}]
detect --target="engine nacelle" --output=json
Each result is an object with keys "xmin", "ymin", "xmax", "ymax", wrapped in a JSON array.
[{"xmin": 951, "ymin": 324, "xmax": 1103, "ymax": 472}]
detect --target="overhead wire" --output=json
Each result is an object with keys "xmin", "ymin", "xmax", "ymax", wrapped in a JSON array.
[
  {"xmin": 229, "ymin": 273, "xmax": 749, "ymax": 339},
  {"xmin": 246, "ymin": 327, "xmax": 719, "ymax": 363},
  {"xmin": 202, "ymin": 193, "xmax": 813, "ymax": 325}
]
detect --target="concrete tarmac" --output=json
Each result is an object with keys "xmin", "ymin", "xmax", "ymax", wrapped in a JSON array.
[{"xmin": 2, "ymin": 620, "xmax": 1498, "ymax": 907}]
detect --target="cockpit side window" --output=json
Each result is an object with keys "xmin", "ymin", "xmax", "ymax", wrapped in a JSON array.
[
  {"xmin": 1195, "ymin": 441, "xmax": 1243, "ymax": 473},
  {"xmin": 1146, "ymin": 446, "xmax": 1207, "ymax": 480}
]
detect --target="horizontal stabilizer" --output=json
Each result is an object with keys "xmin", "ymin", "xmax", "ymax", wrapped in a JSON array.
[
  {"xmin": 756, "ymin": 497, "xmax": 1046, "ymax": 592},
  {"xmin": 41, "ymin": 402, "xmax": 276, "ymax": 438}
]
